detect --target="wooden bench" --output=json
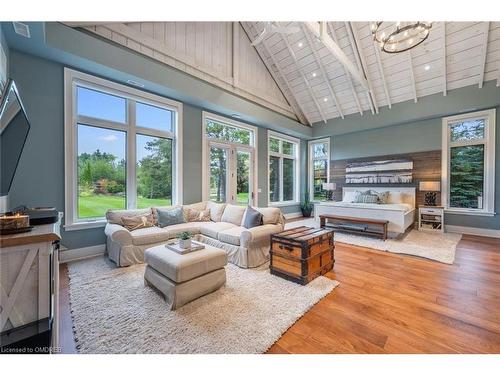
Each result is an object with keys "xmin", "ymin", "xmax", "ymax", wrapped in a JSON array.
[{"xmin": 319, "ymin": 214, "xmax": 389, "ymax": 241}]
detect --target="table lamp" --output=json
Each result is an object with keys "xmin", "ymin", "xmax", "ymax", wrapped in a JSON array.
[{"xmin": 419, "ymin": 181, "xmax": 441, "ymax": 206}]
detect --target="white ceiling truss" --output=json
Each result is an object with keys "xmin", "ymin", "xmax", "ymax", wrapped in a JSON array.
[{"xmin": 68, "ymin": 21, "xmax": 500, "ymax": 126}]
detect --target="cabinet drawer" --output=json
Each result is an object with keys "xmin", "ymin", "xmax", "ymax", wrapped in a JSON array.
[{"xmin": 420, "ymin": 208, "xmax": 442, "ymax": 215}]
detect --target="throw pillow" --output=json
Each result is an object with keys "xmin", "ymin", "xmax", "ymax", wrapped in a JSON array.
[
  {"xmin": 156, "ymin": 207, "xmax": 185, "ymax": 228},
  {"xmin": 221, "ymin": 204, "xmax": 247, "ymax": 226},
  {"xmin": 354, "ymin": 192, "xmax": 378, "ymax": 204},
  {"xmin": 121, "ymin": 213, "xmax": 154, "ymax": 231},
  {"xmin": 186, "ymin": 208, "xmax": 211, "ymax": 222},
  {"xmin": 206, "ymin": 201, "xmax": 226, "ymax": 222},
  {"xmin": 243, "ymin": 206, "xmax": 263, "ymax": 229},
  {"xmin": 371, "ymin": 190, "xmax": 390, "ymax": 204},
  {"xmin": 342, "ymin": 191, "xmax": 360, "ymax": 203}
]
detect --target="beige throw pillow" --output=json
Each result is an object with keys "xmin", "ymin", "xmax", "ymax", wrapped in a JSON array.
[
  {"xmin": 121, "ymin": 213, "xmax": 155, "ymax": 231},
  {"xmin": 221, "ymin": 204, "xmax": 246, "ymax": 226},
  {"xmin": 206, "ymin": 201, "xmax": 226, "ymax": 222},
  {"xmin": 186, "ymin": 208, "xmax": 211, "ymax": 222}
]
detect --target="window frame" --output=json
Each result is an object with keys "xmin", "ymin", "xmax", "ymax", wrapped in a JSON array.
[
  {"xmin": 267, "ymin": 131, "xmax": 300, "ymax": 206},
  {"xmin": 201, "ymin": 111, "xmax": 258, "ymax": 205},
  {"xmin": 308, "ymin": 138, "xmax": 330, "ymax": 203},
  {"xmin": 64, "ymin": 68, "xmax": 183, "ymax": 230},
  {"xmin": 441, "ymin": 109, "xmax": 496, "ymax": 216}
]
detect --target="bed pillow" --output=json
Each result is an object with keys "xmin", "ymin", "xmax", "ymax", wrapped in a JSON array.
[
  {"xmin": 156, "ymin": 207, "xmax": 185, "ymax": 228},
  {"xmin": 354, "ymin": 192, "xmax": 378, "ymax": 204},
  {"xmin": 371, "ymin": 190, "xmax": 390, "ymax": 204},
  {"xmin": 342, "ymin": 191, "xmax": 360, "ymax": 203}
]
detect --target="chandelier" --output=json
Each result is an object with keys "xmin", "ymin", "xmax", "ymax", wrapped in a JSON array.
[{"xmin": 371, "ymin": 22, "xmax": 432, "ymax": 53}]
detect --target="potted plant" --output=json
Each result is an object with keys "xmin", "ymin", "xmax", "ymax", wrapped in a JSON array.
[
  {"xmin": 301, "ymin": 192, "xmax": 313, "ymax": 218},
  {"xmin": 178, "ymin": 231, "xmax": 193, "ymax": 249}
]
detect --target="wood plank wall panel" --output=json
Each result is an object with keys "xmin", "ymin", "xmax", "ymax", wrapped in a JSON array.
[
  {"xmin": 85, "ymin": 23, "xmax": 297, "ymax": 120},
  {"xmin": 330, "ymin": 150, "xmax": 442, "ymax": 207}
]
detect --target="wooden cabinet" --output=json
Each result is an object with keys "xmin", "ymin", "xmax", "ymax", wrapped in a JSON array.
[
  {"xmin": 418, "ymin": 206, "xmax": 444, "ymax": 233},
  {"xmin": 270, "ymin": 226, "xmax": 334, "ymax": 285},
  {"xmin": 0, "ymin": 215, "xmax": 61, "ymax": 352}
]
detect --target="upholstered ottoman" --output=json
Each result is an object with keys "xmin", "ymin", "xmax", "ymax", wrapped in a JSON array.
[{"xmin": 144, "ymin": 243, "xmax": 227, "ymax": 310}]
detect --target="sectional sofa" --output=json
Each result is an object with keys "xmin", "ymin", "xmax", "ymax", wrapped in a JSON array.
[{"xmin": 104, "ymin": 201, "xmax": 285, "ymax": 268}]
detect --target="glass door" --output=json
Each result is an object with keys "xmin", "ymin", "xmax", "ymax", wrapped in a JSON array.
[
  {"xmin": 235, "ymin": 149, "xmax": 254, "ymax": 206},
  {"xmin": 207, "ymin": 142, "xmax": 254, "ymax": 206},
  {"xmin": 209, "ymin": 144, "xmax": 230, "ymax": 203}
]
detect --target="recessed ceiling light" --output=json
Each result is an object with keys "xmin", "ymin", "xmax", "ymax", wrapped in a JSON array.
[
  {"xmin": 323, "ymin": 97, "xmax": 328, "ymax": 102},
  {"xmin": 298, "ymin": 42, "xmax": 303, "ymax": 48},
  {"xmin": 312, "ymin": 72, "xmax": 317, "ymax": 77},
  {"xmin": 424, "ymin": 65, "xmax": 431, "ymax": 71}
]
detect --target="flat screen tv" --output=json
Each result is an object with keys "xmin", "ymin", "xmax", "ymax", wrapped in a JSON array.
[{"xmin": 0, "ymin": 79, "xmax": 31, "ymax": 197}]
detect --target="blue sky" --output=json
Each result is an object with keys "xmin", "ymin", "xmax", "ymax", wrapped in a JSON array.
[{"xmin": 77, "ymin": 87, "xmax": 172, "ymax": 162}]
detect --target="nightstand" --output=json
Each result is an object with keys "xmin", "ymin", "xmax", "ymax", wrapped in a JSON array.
[{"xmin": 418, "ymin": 206, "xmax": 444, "ymax": 233}]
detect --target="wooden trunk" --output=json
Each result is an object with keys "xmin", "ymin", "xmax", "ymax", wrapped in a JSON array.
[{"xmin": 270, "ymin": 226, "xmax": 335, "ymax": 285}]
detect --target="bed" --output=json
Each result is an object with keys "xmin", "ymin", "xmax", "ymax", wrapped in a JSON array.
[{"xmin": 314, "ymin": 187, "xmax": 416, "ymax": 237}]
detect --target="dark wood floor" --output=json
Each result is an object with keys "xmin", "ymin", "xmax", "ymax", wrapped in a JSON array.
[{"xmin": 59, "ymin": 234, "xmax": 500, "ymax": 354}]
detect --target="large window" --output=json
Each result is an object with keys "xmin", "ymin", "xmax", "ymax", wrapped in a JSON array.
[
  {"xmin": 268, "ymin": 132, "xmax": 300, "ymax": 205},
  {"xmin": 202, "ymin": 112, "xmax": 257, "ymax": 206},
  {"xmin": 308, "ymin": 138, "xmax": 330, "ymax": 202},
  {"xmin": 442, "ymin": 109, "xmax": 495, "ymax": 216},
  {"xmin": 65, "ymin": 69, "xmax": 182, "ymax": 230}
]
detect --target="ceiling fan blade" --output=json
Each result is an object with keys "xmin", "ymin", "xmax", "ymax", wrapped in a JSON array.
[{"xmin": 251, "ymin": 27, "xmax": 268, "ymax": 46}]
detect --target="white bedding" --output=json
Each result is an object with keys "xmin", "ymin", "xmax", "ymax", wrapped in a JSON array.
[{"xmin": 323, "ymin": 201, "xmax": 414, "ymax": 212}]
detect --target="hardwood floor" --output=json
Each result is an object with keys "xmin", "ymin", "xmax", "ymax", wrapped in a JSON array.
[{"xmin": 58, "ymin": 234, "xmax": 500, "ymax": 354}]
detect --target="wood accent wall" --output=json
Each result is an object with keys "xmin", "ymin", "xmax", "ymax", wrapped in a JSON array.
[{"xmin": 331, "ymin": 150, "xmax": 442, "ymax": 207}]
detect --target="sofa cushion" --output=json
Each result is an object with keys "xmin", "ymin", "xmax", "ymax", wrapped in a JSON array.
[
  {"xmin": 242, "ymin": 206, "xmax": 263, "ymax": 229},
  {"xmin": 186, "ymin": 208, "xmax": 211, "ymax": 222},
  {"xmin": 106, "ymin": 208, "xmax": 152, "ymax": 225},
  {"xmin": 217, "ymin": 227, "xmax": 245, "ymax": 246},
  {"xmin": 165, "ymin": 222, "xmax": 207, "ymax": 237},
  {"xmin": 145, "ymin": 245, "xmax": 227, "ymax": 283},
  {"xmin": 220, "ymin": 204, "xmax": 246, "ymax": 226},
  {"xmin": 200, "ymin": 222, "xmax": 237, "ymax": 239},
  {"xmin": 206, "ymin": 201, "xmax": 226, "ymax": 222},
  {"xmin": 157, "ymin": 207, "xmax": 185, "ymax": 228},
  {"xmin": 131, "ymin": 226, "xmax": 172, "ymax": 246},
  {"xmin": 254, "ymin": 207, "xmax": 281, "ymax": 225},
  {"xmin": 121, "ymin": 213, "xmax": 155, "ymax": 231}
]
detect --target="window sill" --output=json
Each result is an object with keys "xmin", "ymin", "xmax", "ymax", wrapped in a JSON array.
[
  {"xmin": 268, "ymin": 201, "xmax": 300, "ymax": 207},
  {"xmin": 444, "ymin": 209, "xmax": 496, "ymax": 217},
  {"xmin": 64, "ymin": 220, "xmax": 107, "ymax": 231}
]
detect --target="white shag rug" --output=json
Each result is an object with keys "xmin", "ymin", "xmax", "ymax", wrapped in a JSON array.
[
  {"xmin": 286, "ymin": 218, "xmax": 461, "ymax": 264},
  {"xmin": 68, "ymin": 256, "xmax": 338, "ymax": 354}
]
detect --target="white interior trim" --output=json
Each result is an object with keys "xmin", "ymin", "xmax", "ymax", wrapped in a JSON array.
[
  {"xmin": 445, "ymin": 225, "xmax": 500, "ymax": 239},
  {"xmin": 308, "ymin": 137, "xmax": 331, "ymax": 203},
  {"xmin": 201, "ymin": 111, "xmax": 258, "ymax": 206},
  {"xmin": 64, "ymin": 68, "xmax": 183, "ymax": 230},
  {"xmin": 441, "ymin": 108, "xmax": 496, "ymax": 216},
  {"xmin": 283, "ymin": 212, "xmax": 303, "ymax": 220},
  {"xmin": 267, "ymin": 130, "xmax": 300, "ymax": 207},
  {"xmin": 59, "ymin": 244, "xmax": 106, "ymax": 263}
]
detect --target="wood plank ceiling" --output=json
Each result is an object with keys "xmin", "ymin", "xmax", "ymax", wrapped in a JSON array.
[{"xmin": 70, "ymin": 22, "xmax": 500, "ymax": 126}]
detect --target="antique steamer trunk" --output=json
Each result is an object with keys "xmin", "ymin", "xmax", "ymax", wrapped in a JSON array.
[{"xmin": 270, "ymin": 226, "xmax": 335, "ymax": 285}]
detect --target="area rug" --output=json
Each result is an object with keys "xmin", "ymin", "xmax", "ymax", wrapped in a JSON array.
[
  {"xmin": 67, "ymin": 256, "xmax": 339, "ymax": 354},
  {"xmin": 285, "ymin": 218, "xmax": 461, "ymax": 264}
]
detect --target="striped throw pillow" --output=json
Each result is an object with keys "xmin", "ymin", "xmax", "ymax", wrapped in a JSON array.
[{"xmin": 355, "ymin": 192, "xmax": 379, "ymax": 204}]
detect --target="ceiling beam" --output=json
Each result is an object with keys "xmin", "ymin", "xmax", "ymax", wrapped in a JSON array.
[
  {"xmin": 345, "ymin": 22, "xmax": 378, "ymax": 114},
  {"xmin": 279, "ymin": 30, "xmax": 328, "ymax": 124},
  {"xmin": 243, "ymin": 22, "xmax": 310, "ymax": 125},
  {"xmin": 408, "ymin": 50, "xmax": 418, "ymax": 103},
  {"xmin": 441, "ymin": 22, "xmax": 447, "ymax": 96},
  {"xmin": 301, "ymin": 24, "xmax": 344, "ymax": 119},
  {"xmin": 327, "ymin": 22, "xmax": 363, "ymax": 116},
  {"xmin": 372, "ymin": 41, "xmax": 392, "ymax": 109},
  {"xmin": 304, "ymin": 21, "xmax": 369, "ymax": 91},
  {"xmin": 479, "ymin": 22, "xmax": 490, "ymax": 89}
]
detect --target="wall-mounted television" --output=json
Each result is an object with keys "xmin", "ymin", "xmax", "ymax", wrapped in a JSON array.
[{"xmin": 0, "ymin": 79, "xmax": 31, "ymax": 197}]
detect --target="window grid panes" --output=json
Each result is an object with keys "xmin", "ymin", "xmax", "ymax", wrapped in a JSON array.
[
  {"xmin": 69, "ymin": 73, "xmax": 179, "ymax": 224},
  {"xmin": 269, "ymin": 135, "xmax": 298, "ymax": 204},
  {"xmin": 309, "ymin": 140, "xmax": 329, "ymax": 202},
  {"xmin": 205, "ymin": 119, "xmax": 251, "ymax": 145}
]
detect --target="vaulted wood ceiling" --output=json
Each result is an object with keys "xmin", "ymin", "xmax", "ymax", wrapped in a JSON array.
[{"xmin": 68, "ymin": 22, "xmax": 500, "ymax": 126}]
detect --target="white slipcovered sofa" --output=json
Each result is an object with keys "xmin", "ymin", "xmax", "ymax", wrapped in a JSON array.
[{"xmin": 104, "ymin": 201, "xmax": 285, "ymax": 268}]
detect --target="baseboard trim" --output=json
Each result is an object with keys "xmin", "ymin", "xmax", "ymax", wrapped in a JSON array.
[
  {"xmin": 445, "ymin": 225, "xmax": 500, "ymax": 238},
  {"xmin": 284, "ymin": 212, "xmax": 304, "ymax": 220},
  {"xmin": 59, "ymin": 244, "xmax": 106, "ymax": 263}
]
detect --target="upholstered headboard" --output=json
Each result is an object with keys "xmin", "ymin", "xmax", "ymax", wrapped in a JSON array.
[{"xmin": 342, "ymin": 187, "xmax": 416, "ymax": 208}]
